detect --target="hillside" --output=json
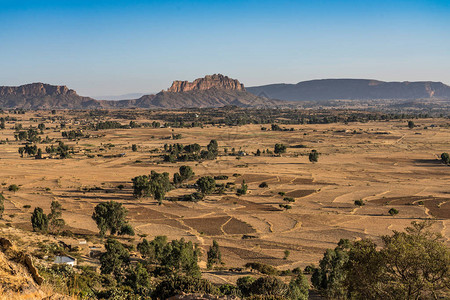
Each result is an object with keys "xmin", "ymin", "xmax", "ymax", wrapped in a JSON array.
[
  {"xmin": 0, "ymin": 83, "xmax": 102, "ymax": 109},
  {"xmin": 247, "ymin": 79, "xmax": 450, "ymax": 101}
]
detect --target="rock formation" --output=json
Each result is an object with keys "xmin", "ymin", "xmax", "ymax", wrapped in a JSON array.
[
  {"xmin": 167, "ymin": 74, "xmax": 245, "ymax": 93},
  {"xmin": 0, "ymin": 83, "xmax": 76, "ymax": 97}
]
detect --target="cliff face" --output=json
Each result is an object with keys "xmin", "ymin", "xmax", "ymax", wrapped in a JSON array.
[
  {"xmin": 0, "ymin": 83, "xmax": 103, "ymax": 109},
  {"xmin": 167, "ymin": 74, "xmax": 245, "ymax": 93},
  {"xmin": 0, "ymin": 83, "xmax": 76, "ymax": 97}
]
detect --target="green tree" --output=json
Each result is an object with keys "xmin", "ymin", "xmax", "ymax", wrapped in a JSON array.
[
  {"xmin": 131, "ymin": 144, "xmax": 137, "ymax": 152},
  {"xmin": 207, "ymin": 240, "xmax": 222, "ymax": 269},
  {"xmin": 311, "ymin": 240, "xmax": 350, "ymax": 299},
  {"xmin": 160, "ymin": 238, "xmax": 201, "ymax": 277},
  {"xmin": 207, "ymin": 139, "xmax": 218, "ymax": 158},
  {"xmin": 237, "ymin": 276, "xmax": 256, "ymax": 297},
  {"xmin": 289, "ymin": 273, "xmax": 309, "ymax": 300},
  {"xmin": 379, "ymin": 221, "xmax": 450, "ymax": 300},
  {"xmin": 408, "ymin": 120, "xmax": 415, "ymax": 129},
  {"xmin": 179, "ymin": 165, "xmax": 194, "ymax": 182},
  {"xmin": 92, "ymin": 201, "xmax": 133, "ymax": 237},
  {"xmin": 309, "ymin": 150, "xmax": 319, "ymax": 163},
  {"xmin": 132, "ymin": 175, "xmax": 150, "ymax": 198},
  {"xmin": 388, "ymin": 208, "xmax": 399, "ymax": 216},
  {"xmin": 8, "ymin": 184, "xmax": 19, "ymax": 193},
  {"xmin": 441, "ymin": 152, "xmax": 450, "ymax": 165},
  {"xmin": 35, "ymin": 148, "xmax": 43, "ymax": 159},
  {"xmin": 31, "ymin": 207, "xmax": 48, "ymax": 232},
  {"xmin": 249, "ymin": 276, "xmax": 290, "ymax": 297},
  {"xmin": 38, "ymin": 123, "xmax": 45, "ymax": 132},
  {"xmin": 196, "ymin": 176, "xmax": 216, "ymax": 195},
  {"xmin": 48, "ymin": 200, "xmax": 65, "ymax": 234},
  {"xmin": 132, "ymin": 171, "xmax": 171, "ymax": 202},
  {"xmin": 236, "ymin": 179, "xmax": 248, "ymax": 196},
  {"xmin": 274, "ymin": 143, "xmax": 287, "ymax": 154},
  {"xmin": 137, "ymin": 235, "xmax": 168, "ymax": 263},
  {"xmin": 100, "ymin": 238, "xmax": 130, "ymax": 277},
  {"xmin": 124, "ymin": 263, "xmax": 151, "ymax": 295},
  {"xmin": 312, "ymin": 221, "xmax": 450, "ymax": 300}
]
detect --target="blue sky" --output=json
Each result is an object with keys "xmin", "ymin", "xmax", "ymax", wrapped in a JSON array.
[{"xmin": 1, "ymin": 0, "xmax": 449, "ymax": 97}]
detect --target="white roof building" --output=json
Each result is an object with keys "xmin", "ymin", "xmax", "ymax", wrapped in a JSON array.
[{"xmin": 53, "ymin": 256, "xmax": 77, "ymax": 266}]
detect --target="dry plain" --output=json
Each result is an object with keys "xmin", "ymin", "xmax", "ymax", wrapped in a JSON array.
[{"xmin": 0, "ymin": 110, "xmax": 449, "ymax": 284}]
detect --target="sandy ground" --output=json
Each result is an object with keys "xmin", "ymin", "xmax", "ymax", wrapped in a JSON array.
[{"xmin": 0, "ymin": 111, "xmax": 449, "ymax": 283}]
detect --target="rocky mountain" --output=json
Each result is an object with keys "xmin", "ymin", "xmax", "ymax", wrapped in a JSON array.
[
  {"xmin": 0, "ymin": 75, "xmax": 283, "ymax": 109},
  {"xmin": 0, "ymin": 83, "xmax": 102, "ymax": 109},
  {"xmin": 247, "ymin": 79, "xmax": 450, "ymax": 101},
  {"xmin": 167, "ymin": 74, "xmax": 245, "ymax": 92}
]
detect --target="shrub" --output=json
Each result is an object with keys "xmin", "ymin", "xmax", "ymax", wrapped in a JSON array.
[
  {"xmin": 274, "ymin": 143, "xmax": 287, "ymax": 154},
  {"xmin": 354, "ymin": 199, "xmax": 365, "ymax": 206},
  {"xmin": 309, "ymin": 150, "xmax": 319, "ymax": 163},
  {"xmin": 8, "ymin": 184, "xmax": 19, "ymax": 193},
  {"xmin": 441, "ymin": 152, "xmax": 450, "ymax": 164},
  {"xmin": 259, "ymin": 182, "xmax": 268, "ymax": 188},
  {"xmin": 388, "ymin": 208, "xmax": 399, "ymax": 216}
]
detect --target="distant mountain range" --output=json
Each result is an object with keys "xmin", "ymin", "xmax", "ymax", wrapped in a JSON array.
[
  {"xmin": 1, "ymin": 76, "xmax": 450, "ymax": 110},
  {"xmin": 247, "ymin": 79, "xmax": 450, "ymax": 101},
  {"xmin": 95, "ymin": 93, "xmax": 147, "ymax": 101}
]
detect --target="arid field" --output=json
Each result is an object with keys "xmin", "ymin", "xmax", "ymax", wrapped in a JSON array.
[{"xmin": 0, "ymin": 110, "xmax": 449, "ymax": 285}]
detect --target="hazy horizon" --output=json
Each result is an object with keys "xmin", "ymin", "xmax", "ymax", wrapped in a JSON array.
[{"xmin": 1, "ymin": 0, "xmax": 449, "ymax": 97}]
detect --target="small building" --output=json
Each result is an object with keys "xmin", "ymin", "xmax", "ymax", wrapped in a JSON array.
[{"xmin": 53, "ymin": 256, "xmax": 77, "ymax": 266}]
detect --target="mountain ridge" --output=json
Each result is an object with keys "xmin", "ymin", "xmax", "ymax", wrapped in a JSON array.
[
  {"xmin": 2, "ymin": 77, "xmax": 450, "ymax": 110},
  {"xmin": 247, "ymin": 79, "xmax": 450, "ymax": 101}
]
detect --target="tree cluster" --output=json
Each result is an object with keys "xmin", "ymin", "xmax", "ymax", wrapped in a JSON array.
[
  {"xmin": 311, "ymin": 221, "xmax": 450, "ymax": 299},
  {"xmin": 132, "ymin": 171, "xmax": 172, "ymax": 202}
]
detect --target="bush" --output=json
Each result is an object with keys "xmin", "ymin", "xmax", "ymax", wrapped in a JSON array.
[
  {"xmin": 354, "ymin": 199, "xmax": 365, "ymax": 206},
  {"xmin": 441, "ymin": 152, "xmax": 450, "ymax": 164},
  {"xmin": 196, "ymin": 176, "xmax": 216, "ymax": 195},
  {"xmin": 283, "ymin": 197, "xmax": 295, "ymax": 203},
  {"xmin": 259, "ymin": 182, "xmax": 268, "ymax": 188},
  {"xmin": 8, "ymin": 184, "xmax": 19, "ymax": 193},
  {"xmin": 250, "ymin": 276, "xmax": 289, "ymax": 297},
  {"xmin": 309, "ymin": 150, "xmax": 319, "ymax": 163},
  {"xmin": 274, "ymin": 143, "xmax": 287, "ymax": 154},
  {"xmin": 244, "ymin": 262, "xmax": 279, "ymax": 275},
  {"xmin": 153, "ymin": 274, "xmax": 218, "ymax": 299},
  {"xmin": 388, "ymin": 208, "xmax": 399, "ymax": 216}
]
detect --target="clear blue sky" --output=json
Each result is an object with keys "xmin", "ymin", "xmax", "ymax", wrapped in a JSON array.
[{"xmin": 1, "ymin": 0, "xmax": 449, "ymax": 97}]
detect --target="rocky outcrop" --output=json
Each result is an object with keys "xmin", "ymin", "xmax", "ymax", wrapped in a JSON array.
[
  {"xmin": 0, "ymin": 76, "xmax": 282, "ymax": 109},
  {"xmin": 0, "ymin": 83, "xmax": 103, "ymax": 109},
  {"xmin": 0, "ymin": 83, "xmax": 76, "ymax": 97},
  {"xmin": 167, "ymin": 74, "xmax": 245, "ymax": 93}
]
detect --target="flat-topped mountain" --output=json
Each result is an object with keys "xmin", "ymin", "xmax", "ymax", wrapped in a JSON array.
[
  {"xmin": 0, "ymin": 83, "xmax": 101, "ymax": 109},
  {"xmin": 167, "ymin": 74, "xmax": 245, "ymax": 93},
  {"xmin": 247, "ymin": 79, "xmax": 450, "ymax": 101},
  {"xmin": 3, "ymin": 77, "xmax": 450, "ymax": 110},
  {"xmin": 0, "ymin": 75, "xmax": 282, "ymax": 109}
]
